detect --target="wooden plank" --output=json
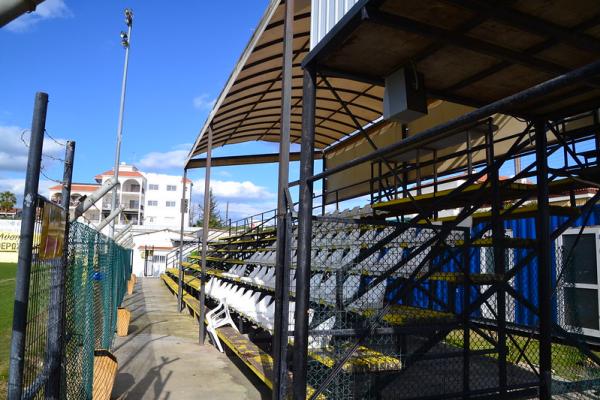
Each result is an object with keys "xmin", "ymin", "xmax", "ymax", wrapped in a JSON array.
[
  {"xmin": 92, "ymin": 350, "xmax": 118, "ymax": 400},
  {"xmin": 372, "ymin": 182, "xmax": 535, "ymax": 216},
  {"xmin": 159, "ymin": 277, "xmax": 324, "ymax": 399},
  {"xmin": 308, "ymin": 345, "xmax": 402, "ymax": 373},
  {"xmin": 428, "ymin": 272, "xmax": 502, "ymax": 285},
  {"xmin": 362, "ymin": 305, "xmax": 455, "ymax": 326},
  {"xmin": 424, "ymin": 204, "xmax": 579, "ymax": 223}
]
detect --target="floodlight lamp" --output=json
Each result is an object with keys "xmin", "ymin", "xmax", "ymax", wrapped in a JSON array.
[
  {"xmin": 124, "ymin": 8, "xmax": 133, "ymax": 26},
  {"xmin": 120, "ymin": 31, "xmax": 129, "ymax": 47}
]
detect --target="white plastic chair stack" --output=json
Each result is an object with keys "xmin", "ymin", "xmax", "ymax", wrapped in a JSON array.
[
  {"xmin": 241, "ymin": 265, "xmax": 262, "ymax": 283},
  {"xmin": 327, "ymin": 249, "xmax": 345, "ymax": 269},
  {"xmin": 222, "ymin": 265, "xmax": 246, "ymax": 279},
  {"xmin": 309, "ymin": 315, "xmax": 336, "ymax": 350},
  {"xmin": 254, "ymin": 267, "xmax": 275, "ymax": 286},
  {"xmin": 264, "ymin": 251, "xmax": 276, "ymax": 265},
  {"xmin": 348, "ymin": 279, "xmax": 388, "ymax": 312},
  {"xmin": 343, "ymin": 274, "xmax": 362, "ymax": 303},
  {"xmin": 206, "ymin": 297, "xmax": 238, "ymax": 353}
]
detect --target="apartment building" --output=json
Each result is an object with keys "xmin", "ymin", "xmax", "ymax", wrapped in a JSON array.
[{"xmin": 49, "ymin": 163, "xmax": 192, "ymax": 230}]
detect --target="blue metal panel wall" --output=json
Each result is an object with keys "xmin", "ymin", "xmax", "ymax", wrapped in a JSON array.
[{"xmin": 379, "ymin": 205, "xmax": 600, "ymax": 327}]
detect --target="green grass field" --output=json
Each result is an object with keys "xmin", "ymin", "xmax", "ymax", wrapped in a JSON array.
[{"xmin": 0, "ymin": 262, "xmax": 17, "ymax": 398}]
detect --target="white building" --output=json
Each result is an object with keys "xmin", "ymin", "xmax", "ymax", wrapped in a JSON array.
[
  {"xmin": 142, "ymin": 172, "xmax": 193, "ymax": 228},
  {"xmin": 49, "ymin": 163, "xmax": 193, "ymax": 230}
]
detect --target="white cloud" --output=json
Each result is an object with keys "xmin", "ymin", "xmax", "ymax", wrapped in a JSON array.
[
  {"xmin": 194, "ymin": 179, "xmax": 275, "ymax": 202},
  {"xmin": 0, "ymin": 125, "xmax": 67, "ymax": 172},
  {"xmin": 189, "ymin": 200, "xmax": 277, "ymax": 223},
  {"xmin": 222, "ymin": 201, "xmax": 277, "ymax": 220},
  {"xmin": 5, "ymin": 0, "xmax": 72, "ymax": 32},
  {"xmin": 137, "ymin": 149, "xmax": 188, "ymax": 171},
  {"xmin": 193, "ymin": 94, "xmax": 216, "ymax": 111},
  {"xmin": 0, "ymin": 178, "xmax": 54, "ymax": 203}
]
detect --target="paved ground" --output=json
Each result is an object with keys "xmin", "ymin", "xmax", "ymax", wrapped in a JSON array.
[{"xmin": 111, "ymin": 278, "xmax": 270, "ymax": 400}]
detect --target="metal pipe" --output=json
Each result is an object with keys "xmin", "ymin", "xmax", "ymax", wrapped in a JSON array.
[
  {"xmin": 486, "ymin": 119, "xmax": 507, "ymax": 394},
  {"xmin": 45, "ymin": 140, "xmax": 74, "ymax": 399},
  {"xmin": 113, "ymin": 222, "xmax": 133, "ymax": 242},
  {"xmin": 199, "ymin": 127, "xmax": 213, "ymax": 345},
  {"xmin": 97, "ymin": 204, "xmax": 125, "ymax": 231},
  {"xmin": 293, "ymin": 67, "xmax": 316, "ymax": 400},
  {"xmin": 177, "ymin": 169, "xmax": 188, "ymax": 312},
  {"xmin": 116, "ymin": 233, "xmax": 131, "ymax": 246},
  {"xmin": 272, "ymin": 0, "xmax": 294, "ymax": 396},
  {"xmin": 71, "ymin": 177, "xmax": 118, "ymax": 223},
  {"xmin": 8, "ymin": 92, "xmax": 48, "ymax": 400},
  {"xmin": 110, "ymin": 9, "xmax": 133, "ymax": 238},
  {"xmin": 308, "ymin": 57, "xmax": 600, "ymax": 184},
  {"xmin": 535, "ymin": 120, "xmax": 552, "ymax": 399},
  {"xmin": 0, "ymin": 0, "xmax": 45, "ymax": 27}
]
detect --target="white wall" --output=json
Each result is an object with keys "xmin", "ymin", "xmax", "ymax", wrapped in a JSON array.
[
  {"xmin": 0, "ymin": 219, "xmax": 20, "ymax": 263},
  {"xmin": 129, "ymin": 226, "xmax": 198, "ymax": 277},
  {"xmin": 143, "ymin": 172, "xmax": 192, "ymax": 229},
  {"xmin": 310, "ymin": 0, "xmax": 360, "ymax": 49}
]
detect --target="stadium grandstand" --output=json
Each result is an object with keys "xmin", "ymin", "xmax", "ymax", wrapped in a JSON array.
[{"xmin": 161, "ymin": 1, "xmax": 600, "ymax": 399}]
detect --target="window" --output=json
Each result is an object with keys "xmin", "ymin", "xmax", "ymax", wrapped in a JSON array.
[
  {"xmin": 558, "ymin": 228, "xmax": 600, "ymax": 336},
  {"xmin": 167, "ymin": 185, "xmax": 177, "ymax": 191},
  {"xmin": 166, "ymin": 201, "xmax": 176, "ymax": 207},
  {"xmin": 148, "ymin": 200, "xmax": 158, "ymax": 207},
  {"xmin": 149, "ymin": 184, "xmax": 159, "ymax": 190},
  {"xmin": 153, "ymin": 255, "xmax": 166, "ymax": 263}
]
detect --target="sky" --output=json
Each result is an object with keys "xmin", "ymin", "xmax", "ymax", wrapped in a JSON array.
[{"xmin": 0, "ymin": 0, "xmax": 314, "ymax": 221}]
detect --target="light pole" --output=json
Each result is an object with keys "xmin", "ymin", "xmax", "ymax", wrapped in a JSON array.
[{"xmin": 110, "ymin": 8, "xmax": 133, "ymax": 238}]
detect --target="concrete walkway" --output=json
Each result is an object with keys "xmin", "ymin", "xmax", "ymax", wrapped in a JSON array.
[{"xmin": 111, "ymin": 278, "xmax": 270, "ymax": 400}]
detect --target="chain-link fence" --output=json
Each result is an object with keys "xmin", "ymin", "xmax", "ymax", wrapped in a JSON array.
[
  {"xmin": 15, "ymin": 197, "xmax": 67, "ymax": 399},
  {"xmin": 61, "ymin": 221, "xmax": 132, "ymax": 399},
  {"xmin": 9, "ymin": 198, "xmax": 132, "ymax": 399},
  {"xmin": 302, "ymin": 216, "xmax": 600, "ymax": 399},
  {"xmin": 305, "ymin": 217, "xmax": 472, "ymax": 399}
]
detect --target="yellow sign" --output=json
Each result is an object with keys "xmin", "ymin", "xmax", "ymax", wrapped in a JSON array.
[
  {"xmin": 39, "ymin": 202, "xmax": 66, "ymax": 260},
  {"xmin": 0, "ymin": 231, "xmax": 19, "ymax": 253}
]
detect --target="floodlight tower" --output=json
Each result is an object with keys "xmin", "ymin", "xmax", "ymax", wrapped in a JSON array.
[{"xmin": 110, "ymin": 8, "xmax": 133, "ymax": 238}]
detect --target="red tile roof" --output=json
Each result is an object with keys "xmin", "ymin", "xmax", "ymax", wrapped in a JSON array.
[
  {"xmin": 95, "ymin": 169, "xmax": 144, "ymax": 179},
  {"xmin": 49, "ymin": 183, "xmax": 100, "ymax": 192}
]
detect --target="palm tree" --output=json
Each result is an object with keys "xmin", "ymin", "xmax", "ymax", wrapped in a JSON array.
[{"xmin": 0, "ymin": 191, "xmax": 16, "ymax": 212}]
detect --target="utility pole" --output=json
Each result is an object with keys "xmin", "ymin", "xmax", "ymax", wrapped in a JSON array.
[{"xmin": 110, "ymin": 8, "xmax": 133, "ymax": 238}]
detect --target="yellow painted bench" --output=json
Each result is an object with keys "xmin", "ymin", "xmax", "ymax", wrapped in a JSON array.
[{"xmin": 160, "ymin": 273, "xmax": 324, "ymax": 399}]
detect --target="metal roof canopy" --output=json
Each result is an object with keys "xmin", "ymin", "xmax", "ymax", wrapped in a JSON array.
[
  {"xmin": 186, "ymin": 151, "xmax": 322, "ymax": 168},
  {"xmin": 186, "ymin": 0, "xmax": 387, "ymax": 166},
  {"xmin": 187, "ymin": 0, "xmax": 600, "ymax": 170},
  {"xmin": 303, "ymin": 0, "xmax": 600, "ymax": 119}
]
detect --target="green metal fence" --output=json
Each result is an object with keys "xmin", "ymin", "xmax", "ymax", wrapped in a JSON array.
[
  {"xmin": 9, "ymin": 213, "xmax": 132, "ymax": 399},
  {"xmin": 62, "ymin": 221, "xmax": 132, "ymax": 399}
]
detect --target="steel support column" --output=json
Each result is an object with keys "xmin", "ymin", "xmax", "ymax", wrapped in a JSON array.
[
  {"xmin": 273, "ymin": 0, "xmax": 294, "ymax": 397},
  {"xmin": 177, "ymin": 168, "xmax": 188, "ymax": 312},
  {"xmin": 8, "ymin": 92, "xmax": 48, "ymax": 400},
  {"xmin": 293, "ymin": 67, "xmax": 316, "ymax": 400},
  {"xmin": 45, "ymin": 140, "xmax": 74, "ymax": 399},
  {"xmin": 199, "ymin": 127, "xmax": 213, "ymax": 345},
  {"xmin": 486, "ymin": 118, "xmax": 507, "ymax": 396},
  {"xmin": 535, "ymin": 120, "xmax": 552, "ymax": 399}
]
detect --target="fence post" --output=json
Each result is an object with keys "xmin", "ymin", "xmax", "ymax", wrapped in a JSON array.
[
  {"xmin": 177, "ymin": 168, "xmax": 188, "ymax": 311},
  {"xmin": 8, "ymin": 92, "xmax": 48, "ymax": 400},
  {"xmin": 45, "ymin": 140, "xmax": 75, "ymax": 399}
]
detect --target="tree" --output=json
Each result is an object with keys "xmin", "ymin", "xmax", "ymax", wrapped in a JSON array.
[
  {"xmin": 196, "ymin": 189, "xmax": 224, "ymax": 228},
  {"xmin": 0, "ymin": 191, "xmax": 16, "ymax": 212}
]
